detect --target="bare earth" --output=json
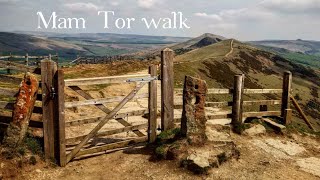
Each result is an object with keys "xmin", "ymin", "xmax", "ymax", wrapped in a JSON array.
[{"xmin": 23, "ymin": 132, "xmax": 320, "ymax": 180}]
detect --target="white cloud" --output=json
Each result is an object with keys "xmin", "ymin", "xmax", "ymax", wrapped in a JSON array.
[
  {"xmin": 260, "ymin": 0, "xmax": 320, "ymax": 12},
  {"xmin": 137, "ymin": 0, "xmax": 156, "ymax": 9},
  {"xmin": 64, "ymin": 2, "xmax": 100, "ymax": 14},
  {"xmin": 194, "ymin": 13, "xmax": 222, "ymax": 21}
]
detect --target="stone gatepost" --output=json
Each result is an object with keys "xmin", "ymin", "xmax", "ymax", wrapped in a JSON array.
[{"xmin": 181, "ymin": 76, "xmax": 208, "ymax": 145}]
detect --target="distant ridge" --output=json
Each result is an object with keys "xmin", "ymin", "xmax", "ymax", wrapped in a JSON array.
[{"xmin": 171, "ymin": 33, "xmax": 227, "ymax": 50}]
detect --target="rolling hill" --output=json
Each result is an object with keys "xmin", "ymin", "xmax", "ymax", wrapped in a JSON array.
[
  {"xmin": 135, "ymin": 33, "xmax": 226, "ymax": 57},
  {"xmin": 0, "ymin": 32, "xmax": 85, "ymax": 58},
  {"xmin": 0, "ymin": 32, "xmax": 192, "ymax": 58},
  {"xmin": 249, "ymin": 40, "xmax": 320, "ymax": 56},
  {"xmin": 173, "ymin": 39, "xmax": 320, "ymax": 131},
  {"xmin": 249, "ymin": 40, "xmax": 320, "ymax": 69}
]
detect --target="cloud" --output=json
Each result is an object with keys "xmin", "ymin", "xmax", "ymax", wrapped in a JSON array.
[
  {"xmin": 0, "ymin": 0, "xmax": 19, "ymax": 5},
  {"xmin": 64, "ymin": 2, "xmax": 100, "ymax": 14},
  {"xmin": 194, "ymin": 12, "xmax": 222, "ymax": 21},
  {"xmin": 195, "ymin": 6, "xmax": 274, "ymax": 23},
  {"xmin": 260, "ymin": 0, "xmax": 320, "ymax": 13},
  {"xmin": 110, "ymin": 1, "xmax": 119, "ymax": 6},
  {"xmin": 137, "ymin": 0, "xmax": 156, "ymax": 9}
]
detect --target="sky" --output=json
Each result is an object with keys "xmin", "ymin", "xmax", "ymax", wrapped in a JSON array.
[{"xmin": 0, "ymin": 0, "xmax": 320, "ymax": 41}]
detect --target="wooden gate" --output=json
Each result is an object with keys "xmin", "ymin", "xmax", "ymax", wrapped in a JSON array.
[{"xmin": 41, "ymin": 60, "xmax": 158, "ymax": 166}]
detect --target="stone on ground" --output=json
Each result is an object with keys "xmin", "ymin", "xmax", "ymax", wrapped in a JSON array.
[
  {"xmin": 244, "ymin": 124, "xmax": 266, "ymax": 136},
  {"xmin": 186, "ymin": 152, "xmax": 211, "ymax": 173},
  {"xmin": 296, "ymin": 157, "xmax": 320, "ymax": 177}
]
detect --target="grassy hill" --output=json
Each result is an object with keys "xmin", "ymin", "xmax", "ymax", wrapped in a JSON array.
[
  {"xmin": 173, "ymin": 39, "xmax": 320, "ymax": 131},
  {"xmin": 0, "ymin": 32, "xmax": 85, "ymax": 59},
  {"xmin": 248, "ymin": 44, "xmax": 320, "ymax": 69},
  {"xmin": 135, "ymin": 33, "xmax": 226, "ymax": 57},
  {"xmin": 249, "ymin": 40, "xmax": 320, "ymax": 56},
  {"xmin": 0, "ymin": 32, "xmax": 192, "ymax": 59}
]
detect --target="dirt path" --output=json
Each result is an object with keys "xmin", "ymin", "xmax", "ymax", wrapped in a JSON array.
[
  {"xmin": 225, "ymin": 39, "xmax": 234, "ymax": 57},
  {"xmin": 24, "ymin": 133, "xmax": 320, "ymax": 180},
  {"xmin": 175, "ymin": 39, "xmax": 235, "ymax": 65}
]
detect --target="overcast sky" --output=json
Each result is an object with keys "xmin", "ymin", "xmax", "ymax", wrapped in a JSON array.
[{"xmin": 0, "ymin": 0, "xmax": 319, "ymax": 40}]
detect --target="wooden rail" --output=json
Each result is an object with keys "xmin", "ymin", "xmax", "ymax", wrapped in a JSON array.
[
  {"xmin": 66, "ymin": 82, "xmax": 147, "ymax": 163},
  {"xmin": 65, "ymin": 123, "xmax": 148, "ymax": 144},
  {"xmin": 175, "ymin": 88, "xmax": 283, "ymax": 95},
  {"xmin": 64, "ymin": 74, "xmax": 151, "ymax": 86},
  {"xmin": 65, "ymin": 110, "xmax": 148, "ymax": 127},
  {"xmin": 0, "ymin": 59, "xmax": 40, "ymax": 74},
  {"xmin": 73, "ymin": 136, "xmax": 147, "ymax": 158},
  {"xmin": 204, "ymin": 100, "xmax": 281, "ymax": 108},
  {"xmin": 64, "ymin": 93, "xmax": 148, "ymax": 108}
]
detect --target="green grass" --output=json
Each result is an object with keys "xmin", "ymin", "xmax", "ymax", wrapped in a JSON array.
[{"xmin": 280, "ymin": 52, "xmax": 320, "ymax": 68}]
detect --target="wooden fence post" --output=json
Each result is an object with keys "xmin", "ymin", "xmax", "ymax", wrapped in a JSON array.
[
  {"xmin": 54, "ymin": 69, "xmax": 66, "ymax": 166},
  {"xmin": 161, "ymin": 48, "xmax": 174, "ymax": 131},
  {"xmin": 284, "ymin": 109, "xmax": 292, "ymax": 125},
  {"xmin": 148, "ymin": 65, "xmax": 157, "ymax": 143},
  {"xmin": 281, "ymin": 71, "xmax": 292, "ymax": 119},
  {"xmin": 41, "ymin": 59, "xmax": 58, "ymax": 161},
  {"xmin": 232, "ymin": 74, "xmax": 244, "ymax": 133},
  {"xmin": 25, "ymin": 53, "xmax": 29, "ymax": 66}
]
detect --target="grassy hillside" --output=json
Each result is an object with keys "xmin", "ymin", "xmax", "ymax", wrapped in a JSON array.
[
  {"xmin": 0, "ymin": 32, "xmax": 85, "ymax": 58},
  {"xmin": 135, "ymin": 33, "xmax": 226, "ymax": 57},
  {"xmin": 173, "ymin": 39, "xmax": 320, "ymax": 131},
  {"xmin": 249, "ymin": 40, "xmax": 320, "ymax": 56},
  {"xmin": 249, "ymin": 45, "xmax": 320, "ymax": 69},
  {"xmin": 0, "ymin": 32, "xmax": 192, "ymax": 59}
]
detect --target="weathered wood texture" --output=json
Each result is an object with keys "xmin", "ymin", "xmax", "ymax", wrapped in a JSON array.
[
  {"xmin": 281, "ymin": 71, "xmax": 292, "ymax": 117},
  {"xmin": 284, "ymin": 109, "xmax": 292, "ymax": 125},
  {"xmin": 232, "ymin": 75, "xmax": 244, "ymax": 132},
  {"xmin": 161, "ymin": 48, "xmax": 174, "ymax": 131},
  {"xmin": 55, "ymin": 70, "xmax": 66, "ymax": 166},
  {"xmin": 66, "ymin": 110, "xmax": 147, "ymax": 127},
  {"xmin": 148, "ymin": 65, "xmax": 157, "ymax": 143},
  {"xmin": 3, "ymin": 73, "xmax": 39, "ymax": 147},
  {"xmin": 66, "ymin": 124, "xmax": 148, "ymax": 144},
  {"xmin": 290, "ymin": 95, "xmax": 315, "ymax": 131},
  {"xmin": 181, "ymin": 76, "xmax": 207, "ymax": 145},
  {"xmin": 176, "ymin": 88, "xmax": 282, "ymax": 95},
  {"xmin": 261, "ymin": 118, "xmax": 286, "ymax": 132},
  {"xmin": 67, "ymin": 86, "xmax": 146, "ymax": 137},
  {"xmin": 66, "ymin": 82, "xmax": 147, "ymax": 163},
  {"xmin": 41, "ymin": 60, "xmax": 58, "ymax": 160},
  {"xmin": 65, "ymin": 93, "xmax": 148, "ymax": 108},
  {"xmin": 242, "ymin": 111, "xmax": 281, "ymax": 118},
  {"xmin": 73, "ymin": 136, "xmax": 148, "ymax": 158},
  {"xmin": 64, "ymin": 74, "xmax": 151, "ymax": 86}
]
